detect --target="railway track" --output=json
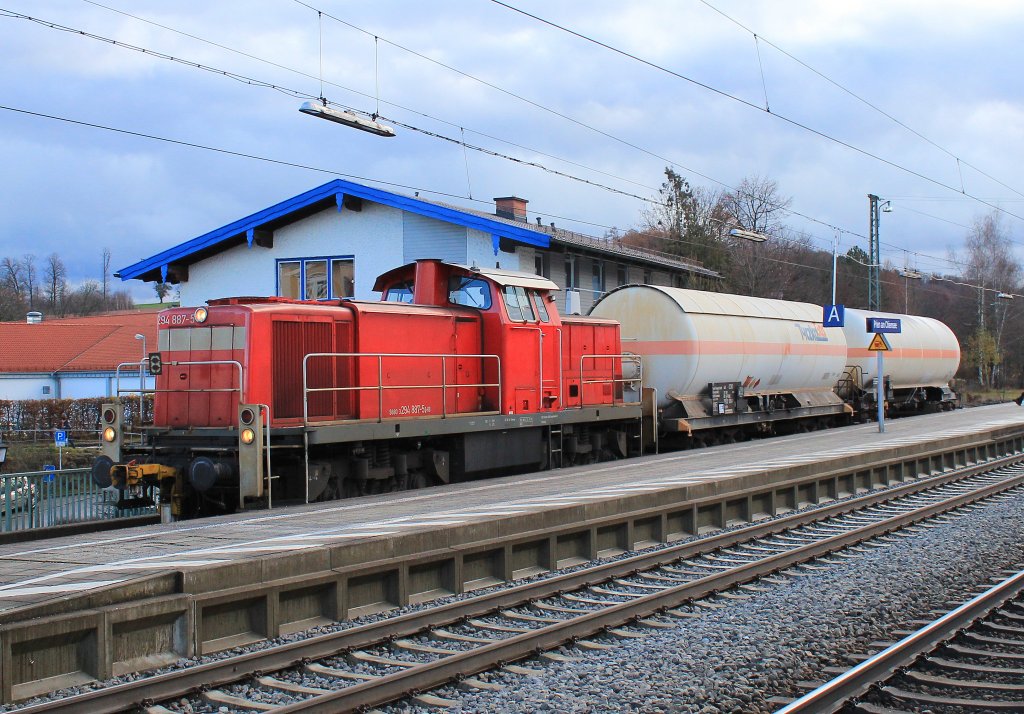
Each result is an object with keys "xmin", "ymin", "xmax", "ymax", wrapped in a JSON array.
[
  {"xmin": 13, "ymin": 458, "xmax": 1024, "ymax": 714},
  {"xmin": 778, "ymin": 565, "xmax": 1024, "ymax": 713}
]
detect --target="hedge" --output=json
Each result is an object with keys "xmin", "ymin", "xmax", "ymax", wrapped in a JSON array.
[{"xmin": 0, "ymin": 396, "xmax": 153, "ymax": 442}]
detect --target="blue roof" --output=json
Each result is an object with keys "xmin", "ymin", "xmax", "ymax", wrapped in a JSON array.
[{"xmin": 116, "ymin": 179, "xmax": 550, "ymax": 282}]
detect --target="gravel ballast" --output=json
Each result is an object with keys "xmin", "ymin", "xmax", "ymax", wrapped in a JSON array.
[{"xmin": 389, "ymin": 491, "xmax": 1024, "ymax": 714}]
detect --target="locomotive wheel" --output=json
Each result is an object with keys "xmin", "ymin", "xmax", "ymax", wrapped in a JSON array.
[{"xmin": 407, "ymin": 472, "xmax": 429, "ymax": 490}]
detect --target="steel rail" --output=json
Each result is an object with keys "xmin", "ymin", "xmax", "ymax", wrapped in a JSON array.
[
  {"xmin": 776, "ymin": 568, "xmax": 1024, "ymax": 713},
  {"xmin": 12, "ymin": 454, "xmax": 1024, "ymax": 714},
  {"xmin": 271, "ymin": 465, "xmax": 1024, "ymax": 712}
]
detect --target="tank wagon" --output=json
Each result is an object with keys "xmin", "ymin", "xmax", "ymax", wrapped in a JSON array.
[
  {"xmin": 589, "ymin": 285, "xmax": 852, "ymax": 446},
  {"xmin": 94, "ymin": 261, "xmax": 961, "ymax": 519},
  {"xmin": 837, "ymin": 307, "xmax": 960, "ymax": 414}
]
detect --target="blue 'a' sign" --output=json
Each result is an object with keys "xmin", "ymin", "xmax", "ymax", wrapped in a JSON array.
[
  {"xmin": 823, "ymin": 304, "xmax": 844, "ymax": 328},
  {"xmin": 866, "ymin": 316, "xmax": 902, "ymax": 334}
]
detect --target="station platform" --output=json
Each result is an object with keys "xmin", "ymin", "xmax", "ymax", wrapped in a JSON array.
[
  {"xmin": 3, "ymin": 403, "xmax": 1024, "ymax": 701},
  {"xmin": 1, "ymin": 403, "xmax": 1021, "ymax": 619}
]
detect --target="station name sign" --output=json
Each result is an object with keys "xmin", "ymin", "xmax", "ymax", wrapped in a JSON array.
[{"xmin": 866, "ymin": 316, "xmax": 901, "ymax": 334}]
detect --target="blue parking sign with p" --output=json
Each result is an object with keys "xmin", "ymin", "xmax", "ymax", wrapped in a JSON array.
[
  {"xmin": 823, "ymin": 304, "xmax": 844, "ymax": 328},
  {"xmin": 54, "ymin": 430, "xmax": 67, "ymax": 447}
]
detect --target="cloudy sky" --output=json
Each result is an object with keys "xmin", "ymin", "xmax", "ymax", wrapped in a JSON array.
[{"xmin": 2, "ymin": 1, "xmax": 1022, "ymax": 300}]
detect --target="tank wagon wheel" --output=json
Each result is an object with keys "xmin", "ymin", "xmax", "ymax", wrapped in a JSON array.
[{"xmin": 407, "ymin": 472, "xmax": 429, "ymax": 490}]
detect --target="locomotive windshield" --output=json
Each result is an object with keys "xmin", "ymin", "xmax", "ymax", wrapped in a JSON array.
[
  {"xmin": 383, "ymin": 280, "xmax": 414, "ymax": 303},
  {"xmin": 448, "ymin": 276, "xmax": 492, "ymax": 309}
]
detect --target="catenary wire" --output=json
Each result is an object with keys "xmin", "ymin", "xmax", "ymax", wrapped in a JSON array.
[
  {"xmin": 35, "ymin": 1, "xmax": 980, "ymax": 268},
  {"xmin": 2, "ymin": 102, "xmax": 1009, "ymax": 303},
  {"xmin": 488, "ymin": 0, "xmax": 1024, "ymax": 225},
  {"xmin": 697, "ymin": 0, "xmax": 1024, "ymax": 202},
  {"xmin": 0, "ymin": 5, "xmax": 996, "ymax": 274}
]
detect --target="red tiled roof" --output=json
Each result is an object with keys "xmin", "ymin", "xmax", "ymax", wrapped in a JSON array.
[{"xmin": 0, "ymin": 311, "xmax": 160, "ymax": 373}]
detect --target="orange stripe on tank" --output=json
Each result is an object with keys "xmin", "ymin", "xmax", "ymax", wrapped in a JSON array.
[
  {"xmin": 632, "ymin": 340, "xmax": 848, "ymax": 357},
  {"xmin": 847, "ymin": 348, "xmax": 959, "ymax": 359}
]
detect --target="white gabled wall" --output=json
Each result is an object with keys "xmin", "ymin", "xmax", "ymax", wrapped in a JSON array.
[
  {"xmin": 467, "ymin": 228, "xmax": 522, "ymax": 271},
  {"xmin": 179, "ymin": 203, "xmax": 405, "ymax": 306}
]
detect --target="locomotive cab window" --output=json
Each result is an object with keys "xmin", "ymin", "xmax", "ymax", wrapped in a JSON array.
[
  {"xmin": 384, "ymin": 280, "xmax": 414, "ymax": 303},
  {"xmin": 448, "ymin": 276, "xmax": 492, "ymax": 309},
  {"xmin": 502, "ymin": 285, "xmax": 536, "ymax": 322},
  {"xmin": 532, "ymin": 291, "xmax": 550, "ymax": 322}
]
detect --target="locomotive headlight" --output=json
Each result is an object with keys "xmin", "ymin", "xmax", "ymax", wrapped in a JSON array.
[
  {"xmin": 240, "ymin": 427, "xmax": 256, "ymax": 445},
  {"xmin": 102, "ymin": 408, "xmax": 116, "ymax": 424},
  {"xmin": 193, "ymin": 307, "xmax": 208, "ymax": 323},
  {"xmin": 102, "ymin": 426, "xmax": 117, "ymax": 443},
  {"xmin": 239, "ymin": 407, "xmax": 256, "ymax": 425}
]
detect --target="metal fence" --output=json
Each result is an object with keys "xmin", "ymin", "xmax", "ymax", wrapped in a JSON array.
[{"xmin": 0, "ymin": 468, "xmax": 156, "ymax": 532}]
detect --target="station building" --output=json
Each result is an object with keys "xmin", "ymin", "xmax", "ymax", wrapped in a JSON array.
[{"xmin": 116, "ymin": 179, "xmax": 720, "ymax": 315}]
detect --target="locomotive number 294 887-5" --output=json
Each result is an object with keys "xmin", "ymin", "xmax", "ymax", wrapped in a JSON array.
[{"xmin": 388, "ymin": 404, "xmax": 433, "ymax": 417}]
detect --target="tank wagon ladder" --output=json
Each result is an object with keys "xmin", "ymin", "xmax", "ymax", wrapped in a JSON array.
[{"xmin": 835, "ymin": 365, "xmax": 864, "ymax": 400}]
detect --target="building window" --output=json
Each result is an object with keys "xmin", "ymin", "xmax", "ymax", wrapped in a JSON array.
[
  {"xmin": 535, "ymin": 251, "xmax": 550, "ymax": 278},
  {"xmin": 643, "ymin": 268, "xmax": 652, "ymax": 285},
  {"xmin": 306, "ymin": 259, "xmax": 328, "ymax": 299},
  {"xmin": 592, "ymin": 260, "xmax": 604, "ymax": 297},
  {"xmin": 617, "ymin": 264, "xmax": 627, "ymax": 287},
  {"xmin": 564, "ymin": 255, "xmax": 577, "ymax": 289},
  {"xmin": 332, "ymin": 259, "xmax": 355, "ymax": 298},
  {"xmin": 277, "ymin": 257, "xmax": 355, "ymax": 300},
  {"xmin": 279, "ymin": 261, "xmax": 300, "ymax": 298}
]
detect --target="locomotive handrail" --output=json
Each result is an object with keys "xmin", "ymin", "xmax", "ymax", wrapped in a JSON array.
[
  {"xmin": 301, "ymin": 352, "xmax": 502, "ymax": 426},
  {"xmin": 114, "ymin": 360, "xmax": 245, "ymax": 398},
  {"xmin": 578, "ymin": 354, "xmax": 643, "ymax": 406}
]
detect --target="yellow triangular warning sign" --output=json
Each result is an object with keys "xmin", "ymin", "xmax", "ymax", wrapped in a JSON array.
[{"xmin": 867, "ymin": 333, "xmax": 890, "ymax": 351}]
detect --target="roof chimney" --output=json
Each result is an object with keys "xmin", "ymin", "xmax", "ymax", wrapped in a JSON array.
[
  {"xmin": 26, "ymin": 311, "xmax": 42, "ymax": 324},
  {"xmin": 494, "ymin": 196, "xmax": 528, "ymax": 222}
]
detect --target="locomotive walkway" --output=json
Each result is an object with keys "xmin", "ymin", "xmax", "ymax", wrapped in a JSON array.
[{"xmin": 0, "ymin": 403, "xmax": 1023, "ymax": 702}]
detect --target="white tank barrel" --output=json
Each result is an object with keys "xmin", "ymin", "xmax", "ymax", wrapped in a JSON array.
[
  {"xmin": 590, "ymin": 286, "xmax": 849, "ymax": 408},
  {"xmin": 841, "ymin": 308, "xmax": 960, "ymax": 389}
]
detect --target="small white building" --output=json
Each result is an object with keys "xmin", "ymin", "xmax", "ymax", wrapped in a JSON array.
[
  {"xmin": 0, "ymin": 311, "xmax": 159, "ymax": 400},
  {"xmin": 117, "ymin": 179, "xmax": 720, "ymax": 314}
]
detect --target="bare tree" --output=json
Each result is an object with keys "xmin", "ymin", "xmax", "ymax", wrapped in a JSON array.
[
  {"xmin": 65, "ymin": 280, "xmax": 104, "ymax": 316},
  {"xmin": 22, "ymin": 253, "xmax": 36, "ymax": 311},
  {"xmin": 44, "ymin": 253, "xmax": 67, "ymax": 316},
  {"xmin": 1, "ymin": 257, "xmax": 23, "ymax": 296},
  {"xmin": 639, "ymin": 168, "xmax": 729, "ymax": 273},
  {"xmin": 728, "ymin": 229, "xmax": 816, "ymax": 299},
  {"xmin": 109, "ymin": 289, "xmax": 135, "ymax": 311},
  {"xmin": 720, "ymin": 176, "xmax": 794, "ymax": 296},
  {"xmin": 721, "ymin": 175, "xmax": 792, "ymax": 235},
  {"xmin": 957, "ymin": 212, "xmax": 1021, "ymax": 386},
  {"xmin": 101, "ymin": 247, "xmax": 111, "ymax": 309}
]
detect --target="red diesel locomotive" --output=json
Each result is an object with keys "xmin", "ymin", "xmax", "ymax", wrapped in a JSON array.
[{"xmin": 95, "ymin": 260, "xmax": 644, "ymax": 517}]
